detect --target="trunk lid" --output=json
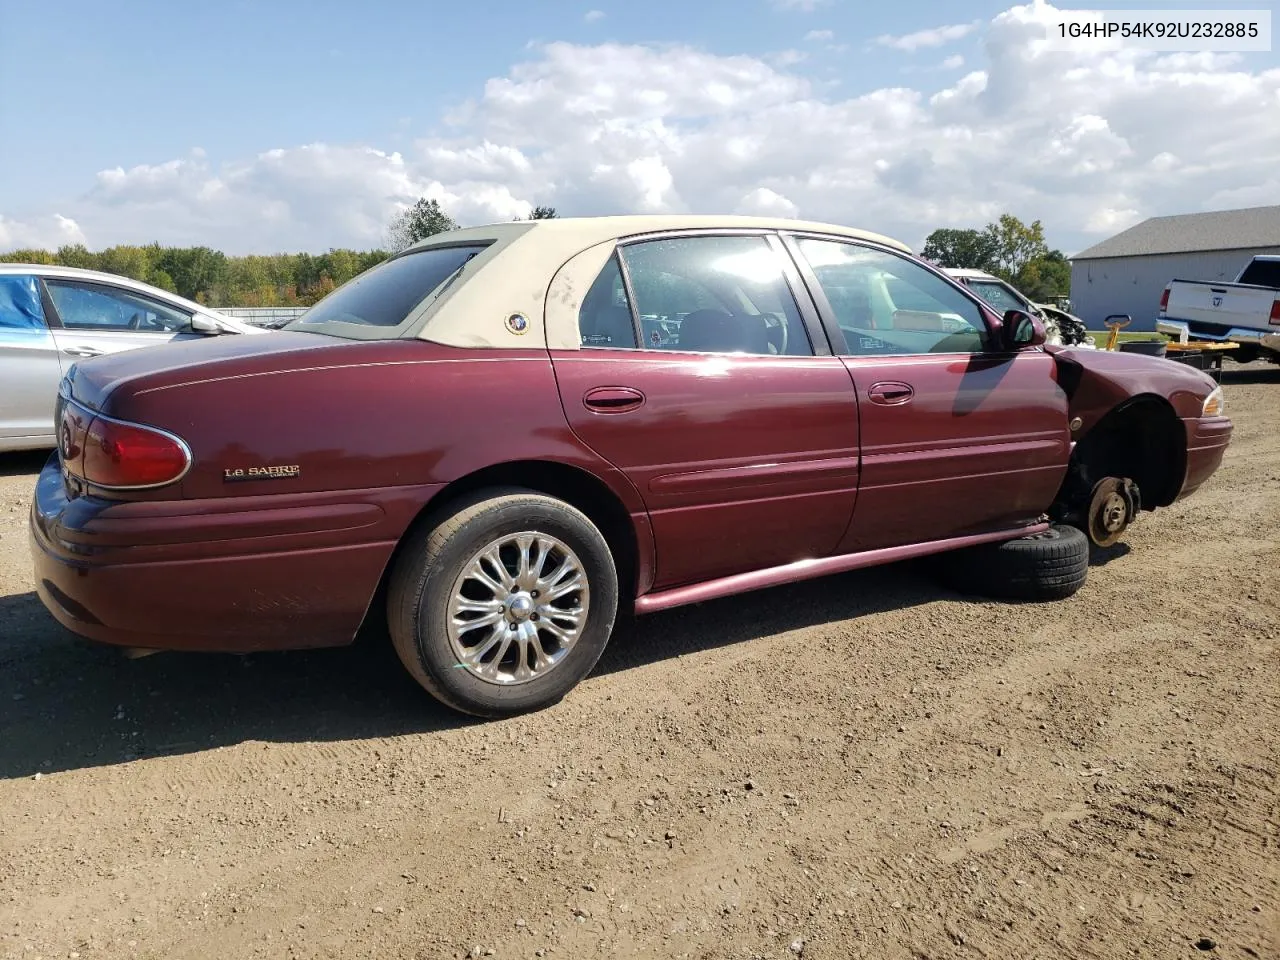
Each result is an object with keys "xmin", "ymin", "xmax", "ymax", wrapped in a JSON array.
[{"xmin": 63, "ymin": 331, "xmax": 346, "ymax": 412}]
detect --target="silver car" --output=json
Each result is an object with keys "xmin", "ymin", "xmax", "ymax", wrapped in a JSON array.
[{"xmin": 0, "ymin": 264, "xmax": 264, "ymax": 452}]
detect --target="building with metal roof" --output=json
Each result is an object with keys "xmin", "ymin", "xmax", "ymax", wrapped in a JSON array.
[{"xmin": 1069, "ymin": 204, "xmax": 1280, "ymax": 331}]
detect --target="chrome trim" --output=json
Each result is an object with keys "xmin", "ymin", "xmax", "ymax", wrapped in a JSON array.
[
  {"xmin": 1157, "ymin": 318, "xmax": 1280, "ymax": 350},
  {"xmin": 64, "ymin": 400, "xmax": 194, "ymax": 492}
]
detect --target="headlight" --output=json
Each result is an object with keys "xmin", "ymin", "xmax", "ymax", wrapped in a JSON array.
[{"xmin": 1202, "ymin": 386, "xmax": 1226, "ymax": 417}]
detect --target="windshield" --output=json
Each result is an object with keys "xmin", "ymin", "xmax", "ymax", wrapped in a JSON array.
[
  {"xmin": 966, "ymin": 279, "xmax": 1032, "ymax": 313},
  {"xmin": 286, "ymin": 244, "xmax": 489, "ymax": 334}
]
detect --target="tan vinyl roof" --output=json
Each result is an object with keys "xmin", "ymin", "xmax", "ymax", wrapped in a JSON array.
[
  {"xmin": 404, "ymin": 214, "xmax": 911, "ymax": 255},
  {"xmin": 408, "ymin": 215, "xmax": 911, "ymax": 350}
]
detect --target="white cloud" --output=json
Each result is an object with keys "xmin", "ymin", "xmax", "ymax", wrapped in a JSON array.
[
  {"xmin": 771, "ymin": 0, "xmax": 830, "ymax": 10},
  {"xmin": 941, "ymin": 54, "xmax": 965, "ymax": 69},
  {"xmin": 769, "ymin": 49, "xmax": 808, "ymax": 66},
  {"xmin": 876, "ymin": 20, "xmax": 980, "ymax": 52},
  {"xmin": 804, "ymin": 29, "xmax": 834, "ymax": 42},
  {"xmin": 584, "ymin": 9, "xmax": 605, "ymax": 22},
  {"xmin": 5, "ymin": 2, "xmax": 1279, "ymax": 256},
  {"xmin": 735, "ymin": 187, "xmax": 800, "ymax": 218},
  {"xmin": 0, "ymin": 214, "xmax": 86, "ymax": 251}
]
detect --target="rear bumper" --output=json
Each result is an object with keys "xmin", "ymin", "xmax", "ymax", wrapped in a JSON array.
[
  {"xmin": 1157, "ymin": 318, "xmax": 1280, "ymax": 351},
  {"xmin": 29, "ymin": 453, "xmax": 441, "ymax": 652},
  {"xmin": 1177, "ymin": 415, "xmax": 1232, "ymax": 501}
]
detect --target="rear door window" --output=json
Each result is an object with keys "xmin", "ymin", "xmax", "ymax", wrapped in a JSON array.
[{"xmin": 616, "ymin": 235, "xmax": 814, "ymax": 356}]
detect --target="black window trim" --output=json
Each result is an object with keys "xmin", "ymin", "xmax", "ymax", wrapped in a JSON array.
[
  {"xmin": 601, "ymin": 228, "xmax": 831, "ymax": 358},
  {"xmin": 776, "ymin": 231, "xmax": 1016, "ymax": 360}
]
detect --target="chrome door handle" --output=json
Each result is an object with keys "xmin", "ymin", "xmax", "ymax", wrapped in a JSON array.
[
  {"xmin": 583, "ymin": 386, "xmax": 645, "ymax": 413},
  {"xmin": 62, "ymin": 346, "xmax": 104, "ymax": 358},
  {"xmin": 867, "ymin": 381, "xmax": 914, "ymax": 405}
]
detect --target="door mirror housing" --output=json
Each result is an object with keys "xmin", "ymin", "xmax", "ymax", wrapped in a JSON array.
[
  {"xmin": 191, "ymin": 314, "xmax": 223, "ymax": 336},
  {"xmin": 1001, "ymin": 309, "xmax": 1046, "ymax": 350}
]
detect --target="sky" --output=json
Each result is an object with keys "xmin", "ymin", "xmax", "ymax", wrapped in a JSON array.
[{"xmin": 1, "ymin": 0, "xmax": 1277, "ymax": 257}]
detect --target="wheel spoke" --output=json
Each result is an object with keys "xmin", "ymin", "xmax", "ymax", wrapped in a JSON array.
[
  {"xmin": 527, "ymin": 627, "xmax": 551, "ymax": 667},
  {"xmin": 540, "ymin": 604, "xmax": 583, "ymax": 629},
  {"xmin": 452, "ymin": 609, "xmax": 505, "ymax": 632},
  {"xmin": 542, "ymin": 573, "xmax": 584, "ymax": 604},
  {"xmin": 537, "ymin": 619, "xmax": 575, "ymax": 645},
  {"xmin": 461, "ymin": 623, "xmax": 507, "ymax": 665},
  {"xmin": 515, "ymin": 535, "xmax": 551, "ymax": 590},
  {"xmin": 470, "ymin": 550, "xmax": 510, "ymax": 594},
  {"xmin": 536, "ymin": 556, "xmax": 575, "ymax": 592},
  {"xmin": 513, "ymin": 624, "xmax": 536, "ymax": 682}
]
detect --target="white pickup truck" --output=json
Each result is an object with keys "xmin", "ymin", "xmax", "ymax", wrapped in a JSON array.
[{"xmin": 1157, "ymin": 255, "xmax": 1280, "ymax": 363}]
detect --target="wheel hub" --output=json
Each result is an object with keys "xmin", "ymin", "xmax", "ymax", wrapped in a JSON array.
[
  {"xmin": 1086, "ymin": 477, "xmax": 1139, "ymax": 548},
  {"xmin": 504, "ymin": 591, "xmax": 536, "ymax": 623}
]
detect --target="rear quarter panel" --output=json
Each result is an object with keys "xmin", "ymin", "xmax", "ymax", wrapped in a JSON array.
[{"xmin": 94, "ymin": 339, "xmax": 647, "ymax": 512}]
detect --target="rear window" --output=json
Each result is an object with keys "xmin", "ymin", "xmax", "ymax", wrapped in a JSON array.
[
  {"xmin": 1238, "ymin": 259, "xmax": 1280, "ymax": 289},
  {"xmin": 289, "ymin": 244, "xmax": 489, "ymax": 331}
]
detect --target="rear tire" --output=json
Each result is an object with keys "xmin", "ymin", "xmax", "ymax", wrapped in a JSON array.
[
  {"xmin": 387, "ymin": 487, "xmax": 619, "ymax": 718},
  {"xmin": 934, "ymin": 525, "xmax": 1089, "ymax": 602}
]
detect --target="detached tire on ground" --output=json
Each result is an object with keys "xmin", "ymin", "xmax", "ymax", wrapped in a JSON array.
[
  {"xmin": 934, "ymin": 525, "xmax": 1089, "ymax": 602},
  {"xmin": 387, "ymin": 487, "xmax": 619, "ymax": 718}
]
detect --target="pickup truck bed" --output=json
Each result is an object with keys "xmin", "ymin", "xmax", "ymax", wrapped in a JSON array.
[{"xmin": 1157, "ymin": 256, "xmax": 1280, "ymax": 363}]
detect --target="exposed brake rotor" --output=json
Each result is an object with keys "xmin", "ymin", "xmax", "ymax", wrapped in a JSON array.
[{"xmin": 1086, "ymin": 477, "xmax": 1140, "ymax": 548}]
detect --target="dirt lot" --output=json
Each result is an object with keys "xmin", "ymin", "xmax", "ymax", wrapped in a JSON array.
[{"xmin": 1, "ymin": 366, "xmax": 1277, "ymax": 960}]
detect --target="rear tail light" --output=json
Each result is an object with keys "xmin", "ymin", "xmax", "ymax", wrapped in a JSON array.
[
  {"xmin": 81, "ymin": 415, "xmax": 191, "ymax": 490},
  {"xmin": 1158, "ymin": 287, "xmax": 1170, "ymax": 314},
  {"xmin": 1270, "ymin": 298, "xmax": 1280, "ymax": 325}
]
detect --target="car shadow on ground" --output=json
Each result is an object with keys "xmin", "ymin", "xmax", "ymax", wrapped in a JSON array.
[
  {"xmin": 1220, "ymin": 365, "xmax": 1280, "ymax": 386},
  {"xmin": 0, "ymin": 559, "xmax": 987, "ymax": 779},
  {"xmin": 0, "ymin": 449, "xmax": 52, "ymax": 478},
  {"xmin": 1089, "ymin": 542, "xmax": 1131, "ymax": 566}
]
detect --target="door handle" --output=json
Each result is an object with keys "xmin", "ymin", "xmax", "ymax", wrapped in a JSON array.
[
  {"xmin": 62, "ymin": 346, "xmax": 104, "ymax": 358},
  {"xmin": 867, "ymin": 381, "xmax": 914, "ymax": 405},
  {"xmin": 583, "ymin": 386, "xmax": 645, "ymax": 413}
]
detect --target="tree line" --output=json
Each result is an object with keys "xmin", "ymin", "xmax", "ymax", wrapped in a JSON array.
[
  {"xmin": 0, "ymin": 242, "xmax": 393, "ymax": 307},
  {"xmin": 1, "ymin": 200, "xmax": 1068, "ymax": 308},
  {"xmin": 0, "ymin": 200, "xmax": 559, "ymax": 308},
  {"xmin": 921, "ymin": 214, "xmax": 1071, "ymax": 302}
]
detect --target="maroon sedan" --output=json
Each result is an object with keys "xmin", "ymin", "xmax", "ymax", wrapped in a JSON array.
[{"xmin": 30, "ymin": 216, "xmax": 1232, "ymax": 716}]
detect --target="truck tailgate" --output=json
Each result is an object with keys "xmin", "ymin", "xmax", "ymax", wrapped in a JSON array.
[{"xmin": 1163, "ymin": 279, "xmax": 1278, "ymax": 331}]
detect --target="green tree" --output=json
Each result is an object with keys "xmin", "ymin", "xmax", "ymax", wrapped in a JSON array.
[
  {"xmin": 1015, "ymin": 249, "xmax": 1071, "ymax": 302},
  {"xmin": 921, "ymin": 228, "xmax": 998, "ymax": 270},
  {"xmin": 148, "ymin": 269, "xmax": 178, "ymax": 293},
  {"xmin": 387, "ymin": 198, "xmax": 457, "ymax": 252},
  {"xmin": 983, "ymin": 214, "xmax": 1049, "ymax": 282},
  {"xmin": 529, "ymin": 205, "xmax": 558, "ymax": 219},
  {"xmin": 0, "ymin": 248, "xmax": 56, "ymax": 265},
  {"xmin": 155, "ymin": 246, "xmax": 228, "ymax": 301},
  {"xmin": 55, "ymin": 244, "xmax": 98, "ymax": 269},
  {"xmin": 96, "ymin": 245, "xmax": 154, "ymax": 281}
]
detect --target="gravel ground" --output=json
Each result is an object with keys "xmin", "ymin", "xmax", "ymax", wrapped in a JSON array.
[{"xmin": 1, "ymin": 364, "xmax": 1277, "ymax": 960}]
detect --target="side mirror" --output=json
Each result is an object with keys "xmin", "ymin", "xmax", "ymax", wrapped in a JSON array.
[
  {"xmin": 1002, "ymin": 309, "xmax": 1046, "ymax": 349},
  {"xmin": 191, "ymin": 314, "xmax": 223, "ymax": 336}
]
